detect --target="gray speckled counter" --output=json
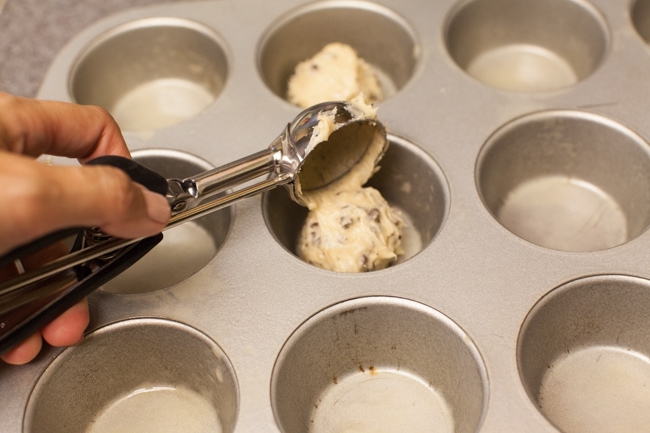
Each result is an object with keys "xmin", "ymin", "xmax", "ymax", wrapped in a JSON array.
[{"xmin": 0, "ymin": 0, "xmax": 188, "ymax": 97}]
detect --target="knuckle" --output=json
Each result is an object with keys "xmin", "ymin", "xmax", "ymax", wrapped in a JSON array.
[
  {"xmin": 6, "ymin": 167, "xmax": 56, "ymax": 236},
  {"xmin": 19, "ymin": 167, "xmax": 53, "ymax": 205},
  {"xmin": 0, "ymin": 93, "xmax": 23, "ymax": 145},
  {"xmin": 87, "ymin": 105, "xmax": 112, "ymax": 123},
  {"xmin": 86, "ymin": 105, "xmax": 118, "ymax": 129}
]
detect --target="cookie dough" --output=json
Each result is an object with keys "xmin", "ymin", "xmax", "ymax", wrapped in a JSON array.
[
  {"xmin": 287, "ymin": 42, "xmax": 383, "ymax": 108},
  {"xmin": 298, "ymin": 187, "xmax": 404, "ymax": 272},
  {"xmin": 296, "ymin": 96, "xmax": 404, "ymax": 273}
]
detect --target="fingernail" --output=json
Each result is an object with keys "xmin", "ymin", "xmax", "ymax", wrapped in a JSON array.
[{"xmin": 140, "ymin": 187, "xmax": 171, "ymax": 224}]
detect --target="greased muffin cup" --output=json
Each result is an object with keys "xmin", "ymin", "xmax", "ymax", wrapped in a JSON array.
[
  {"xmin": 25, "ymin": 318, "xmax": 238, "ymax": 433},
  {"xmin": 2, "ymin": 0, "xmax": 650, "ymax": 432}
]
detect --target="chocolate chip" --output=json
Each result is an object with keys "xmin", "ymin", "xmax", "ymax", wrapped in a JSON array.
[
  {"xmin": 340, "ymin": 216, "xmax": 353, "ymax": 229},
  {"xmin": 361, "ymin": 255, "xmax": 369, "ymax": 271},
  {"xmin": 368, "ymin": 208, "xmax": 380, "ymax": 221}
]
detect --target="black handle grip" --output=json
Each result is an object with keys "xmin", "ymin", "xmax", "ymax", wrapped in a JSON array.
[{"xmin": 87, "ymin": 155, "xmax": 169, "ymax": 196}]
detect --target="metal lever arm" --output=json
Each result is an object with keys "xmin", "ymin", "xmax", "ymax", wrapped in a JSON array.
[{"xmin": 168, "ymin": 132, "xmax": 289, "ymax": 213}]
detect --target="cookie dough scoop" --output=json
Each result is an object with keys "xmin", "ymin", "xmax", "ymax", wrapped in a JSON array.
[
  {"xmin": 0, "ymin": 99, "xmax": 388, "ymax": 355},
  {"xmin": 169, "ymin": 97, "xmax": 388, "ymax": 215}
]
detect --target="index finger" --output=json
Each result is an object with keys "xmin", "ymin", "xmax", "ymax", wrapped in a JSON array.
[{"xmin": 0, "ymin": 92, "xmax": 130, "ymax": 161}]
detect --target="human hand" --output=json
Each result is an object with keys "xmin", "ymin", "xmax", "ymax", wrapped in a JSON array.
[{"xmin": 0, "ymin": 92, "xmax": 171, "ymax": 364}]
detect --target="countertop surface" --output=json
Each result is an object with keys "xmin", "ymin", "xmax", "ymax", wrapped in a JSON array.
[{"xmin": 0, "ymin": 0, "xmax": 189, "ymax": 98}]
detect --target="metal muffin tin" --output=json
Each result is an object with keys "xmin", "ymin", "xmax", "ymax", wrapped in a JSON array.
[{"xmin": 3, "ymin": 0, "xmax": 650, "ymax": 431}]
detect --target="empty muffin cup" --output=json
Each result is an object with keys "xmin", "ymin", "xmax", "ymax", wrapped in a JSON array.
[
  {"xmin": 101, "ymin": 149, "xmax": 233, "ymax": 294},
  {"xmin": 258, "ymin": 0, "xmax": 419, "ymax": 104},
  {"xmin": 444, "ymin": 0, "xmax": 608, "ymax": 92},
  {"xmin": 24, "ymin": 318, "xmax": 239, "ymax": 433},
  {"xmin": 70, "ymin": 17, "xmax": 229, "ymax": 131},
  {"xmin": 476, "ymin": 110, "xmax": 650, "ymax": 252},
  {"xmin": 263, "ymin": 135, "xmax": 449, "ymax": 269},
  {"xmin": 518, "ymin": 275, "xmax": 650, "ymax": 433},
  {"xmin": 632, "ymin": 0, "xmax": 650, "ymax": 44},
  {"xmin": 271, "ymin": 296, "xmax": 487, "ymax": 433}
]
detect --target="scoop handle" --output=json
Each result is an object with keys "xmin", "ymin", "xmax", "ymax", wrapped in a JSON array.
[{"xmin": 0, "ymin": 156, "xmax": 168, "ymax": 268}]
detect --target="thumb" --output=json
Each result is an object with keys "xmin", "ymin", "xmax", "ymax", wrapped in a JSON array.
[{"xmin": 47, "ymin": 164, "xmax": 171, "ymax": 239}]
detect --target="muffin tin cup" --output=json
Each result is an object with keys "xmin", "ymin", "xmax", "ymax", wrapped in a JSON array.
[
  {"xmin": 102, "ymin": 148, "xmax": 234, "ymax": 294},
  {"xmin": 271, "ymin": 296, "xmax": 487, "ymax": 433},
  {"xmin": 3, "ymin": 0, "xmax": 650, "ymax": 432},
  {"xmin": 518, "ymin": 275, "xmax": 650, "ymax": 433},
  {"xmin": 476, "ymin": 110, "xmax": 650, "ymax": 252},
  {"xmin": 263, "ymin": 134, "xmax": 450, "ymax": 267},
  {"xmin": 632, "ymin": 0, "xmax": 650, "ymax": 44},
  {"xmin": 444, "ymin": 0, "xmax": 609, "ymax": 92},
  {"xmin": 70, "ymin": 17, "xmax": 230, "ymax": 131},
  {"xmin": 24, "ymin": 318, "xmax": 238, "ymax": 433},
  {"xmin": 258, "ymin": 0, "xmax": 420, "ymax": 104}
]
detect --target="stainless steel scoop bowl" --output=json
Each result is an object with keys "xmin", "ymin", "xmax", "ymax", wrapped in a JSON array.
[
  {"xmin": 169, "ymin": 99, "xmax": 388, "ymax": 216},
  {"xmin": 0, "ymin": 101, "xmax": 388, "ymax": 343}
]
